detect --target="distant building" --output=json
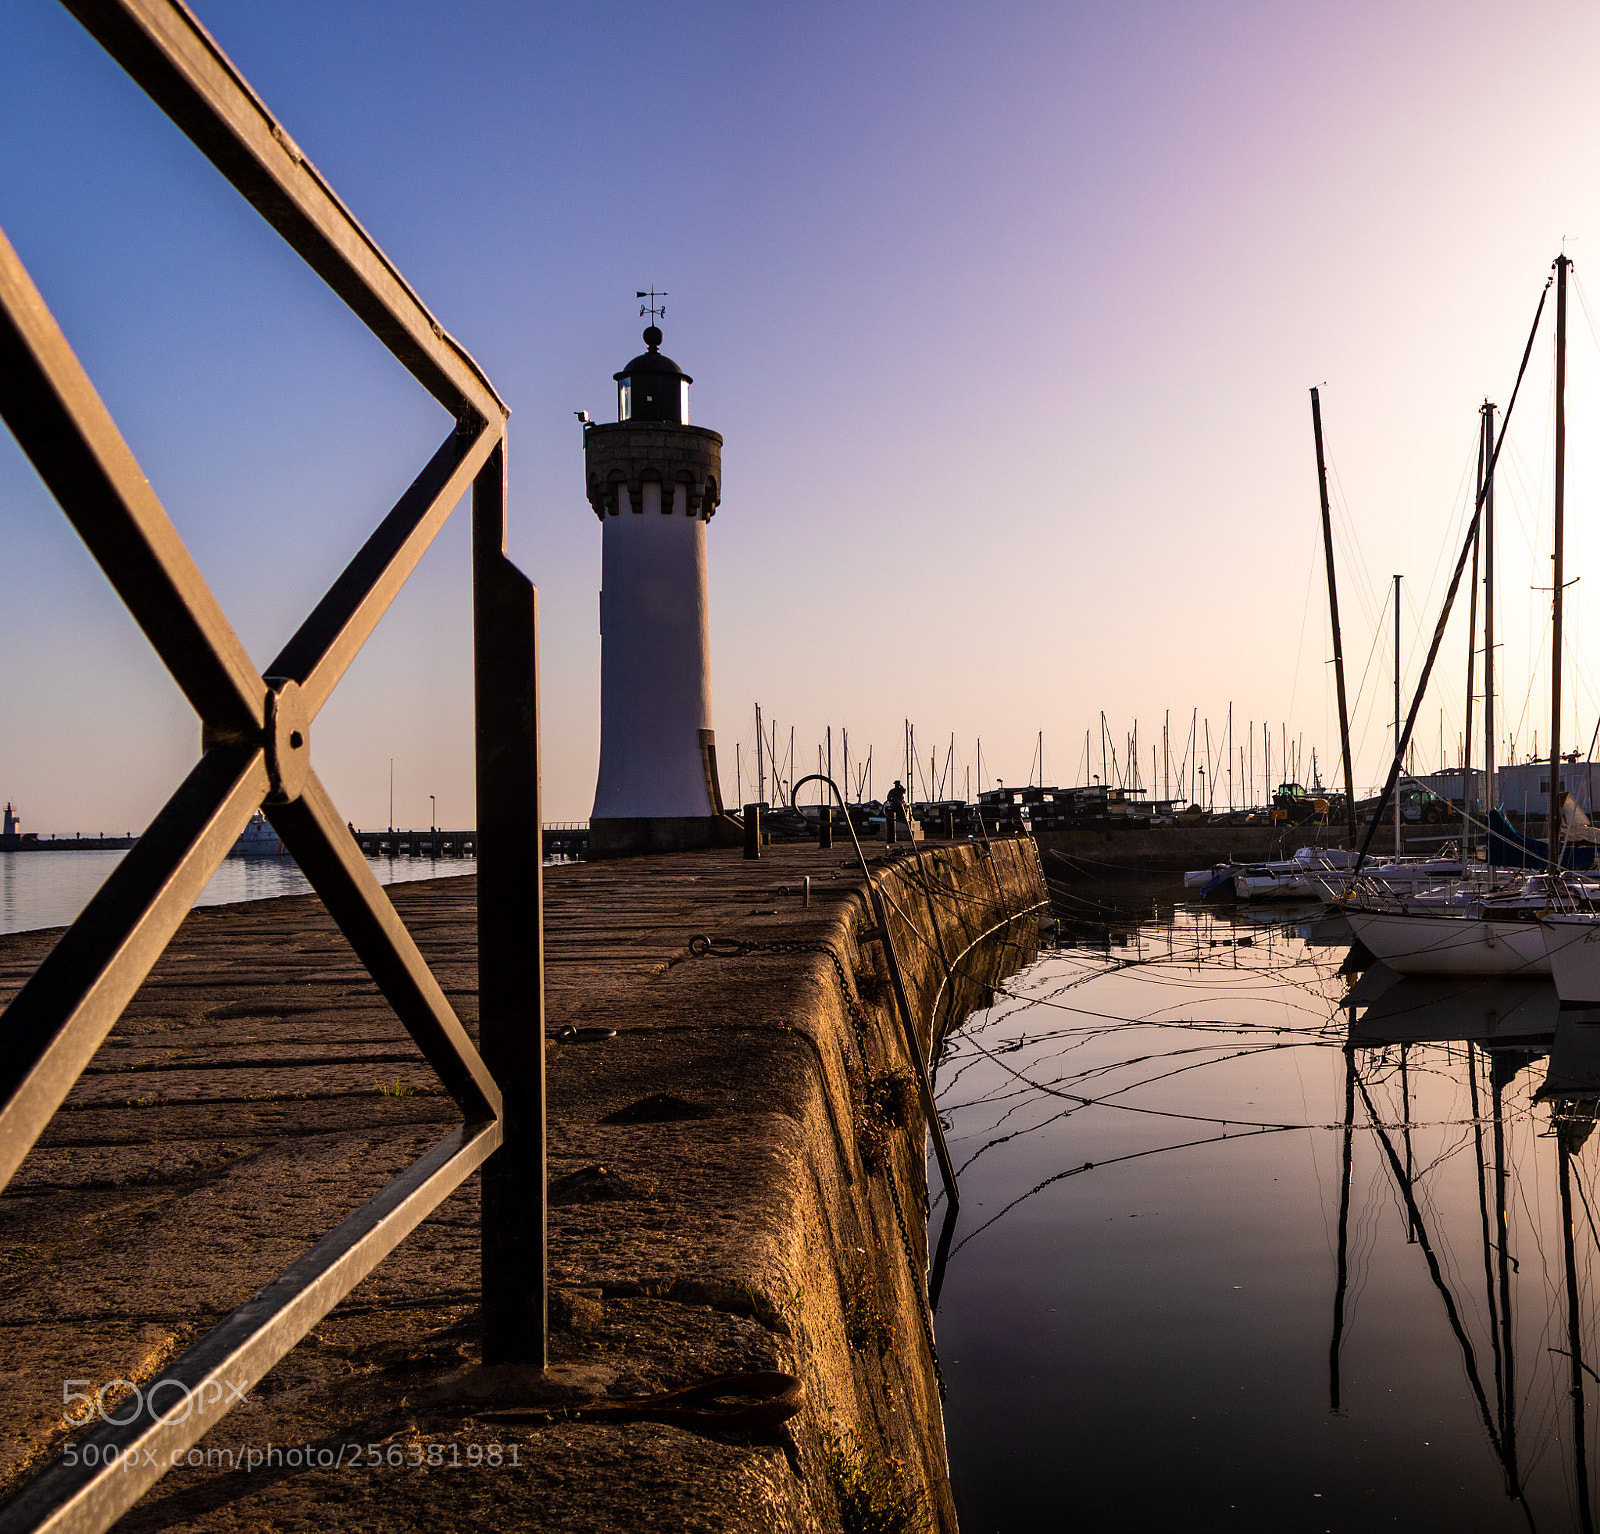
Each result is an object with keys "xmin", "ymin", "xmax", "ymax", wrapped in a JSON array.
[
  {"xmin": 1493, "ymin": 761, "xmax": 1598, "ymax": 819},
  {"xmin": 1412, "ymin": 764, "xmax": 1597, "ymax": 818}
]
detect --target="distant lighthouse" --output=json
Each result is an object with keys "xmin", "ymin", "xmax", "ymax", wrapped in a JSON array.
[{"xmin": 584, "ymin": 322, "xmax": 739, "ymax": 856}]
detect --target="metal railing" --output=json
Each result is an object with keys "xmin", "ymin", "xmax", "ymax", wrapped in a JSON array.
[{"xmin": 0, "ymin": 3, "xmax": 544, "ymax": 1528}]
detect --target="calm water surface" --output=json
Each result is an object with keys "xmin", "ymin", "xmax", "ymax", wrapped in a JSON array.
[
  {"xmin": 0, "ymin": 849, "xmax": 479, "ymax": 935},
  {"xmin": 935, "ymin": 883, "xmax": 1599, "ymax": 1532}
]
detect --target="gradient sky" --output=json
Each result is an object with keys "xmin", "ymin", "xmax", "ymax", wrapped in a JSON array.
[{"xmin": 5, "ymin": 0, "xmax": 1600, "ymax": 830}]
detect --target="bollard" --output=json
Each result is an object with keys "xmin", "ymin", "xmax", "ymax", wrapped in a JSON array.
[
  {"xmin": 818, "ymin": 803, "xmax": 833, "ymax": 849},
  {"xmin": 803, "ymin": 875, "xmax": 811, "ymax": 907},
  {"xmin": 743, "ymin": 803, "xmax": 761, "ymax": 859},
  {"xmin": 942, "ymin": 807, "xmax": 956, "ymax": 839}
]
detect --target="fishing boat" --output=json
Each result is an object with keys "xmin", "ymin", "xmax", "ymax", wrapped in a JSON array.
[{"xmin": 230, "ymin": 811, "xmax": 286, "ymax": 857}]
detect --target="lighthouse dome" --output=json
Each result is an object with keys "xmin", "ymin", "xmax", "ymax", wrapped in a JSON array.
[{"xmin": 614, "ymin": 327, "xmax": 692, "ymax": 424}]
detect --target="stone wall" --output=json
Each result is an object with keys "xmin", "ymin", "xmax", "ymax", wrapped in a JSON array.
[
  {"xmin": 1037, "ymin": 823, "xmax": 1331, "ymax": 876},
  {"xmin": 749, "ymin": 835, "xmax": 1048, "ymax": 1530}
]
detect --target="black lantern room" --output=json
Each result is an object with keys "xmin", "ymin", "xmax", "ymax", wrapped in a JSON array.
[{"xmin": 614, "ymin": 326, "xmax": 691, "ymax": 425}]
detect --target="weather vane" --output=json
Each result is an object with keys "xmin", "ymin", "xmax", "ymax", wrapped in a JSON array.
[{"xmin": 636, "ymin": 288, "xmax": 667, "ymax": 323}]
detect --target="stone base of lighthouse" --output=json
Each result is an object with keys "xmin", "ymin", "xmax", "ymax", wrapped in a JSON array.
[
  {"xmin": 588, "ymin": 723, "xmax": 746, "ymax": 854},
  {"xmin": 587, "ymin": 812, "xmax": 746, "ymax": 859}
]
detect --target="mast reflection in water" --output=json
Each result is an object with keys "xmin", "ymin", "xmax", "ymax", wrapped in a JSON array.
[{"xmin": 932, "ymin": 883, "xmax": 1600, "ymax": 1532}]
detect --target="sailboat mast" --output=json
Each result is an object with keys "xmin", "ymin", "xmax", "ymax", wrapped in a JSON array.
[
  {"xmin": 1463, "ymin": 418, "xmax": 1484, "ymax": 860},
  {"xmin": 1483, "ymin": 402, "xmax": 1497, "ymax": 837},
  {"xmin": 1549, "ymin": 253, "xmax": 1570, "ymax": 874},
  {"xmin": 1394, "ymin": 574, "xmax": 1403, "ymax": 860}
]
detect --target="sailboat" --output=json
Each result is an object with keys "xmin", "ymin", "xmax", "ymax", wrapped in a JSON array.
[
  {"xmin": 1345, "ymin": 257, "xmax": 1572, "ymax": 975},
  {"xmin": 1344, "ymin": 896, "xmax": 1554, "ymax": 975}
]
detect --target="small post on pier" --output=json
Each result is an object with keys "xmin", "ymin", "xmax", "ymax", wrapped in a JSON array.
[{"xmin": 743, "ymin": 804, "xmax": 761, "ymax": 859}]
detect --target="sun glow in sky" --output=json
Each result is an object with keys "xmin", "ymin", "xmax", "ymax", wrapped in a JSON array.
[{"xmin": 5, "ymin": 0, "xmax": 1600, "ymax": 829}]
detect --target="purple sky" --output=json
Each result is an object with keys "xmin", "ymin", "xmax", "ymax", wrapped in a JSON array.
[{"xmin": 4, "ymin": 1, "xmax": 1600, "ymax": 829}]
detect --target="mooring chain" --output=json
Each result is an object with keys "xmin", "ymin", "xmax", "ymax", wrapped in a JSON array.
[
  {"xmin": 689, "ymin": 933, "xmax": 875, "ymax": 1069},
  {"xmin": 688, "ymin": 932, "xmax": 947, "ymax": 1398}
]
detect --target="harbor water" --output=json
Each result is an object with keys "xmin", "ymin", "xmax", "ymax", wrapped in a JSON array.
[
  {"xmin": 0, "ymin": 848, "xmax": 478, "ymax": 936},
  {"xmin": 934, "ymin": 882, "xmax": 1600, "ymax": 1532}
]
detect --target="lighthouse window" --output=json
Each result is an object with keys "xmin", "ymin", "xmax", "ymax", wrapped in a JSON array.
[{"xmin": 617, "ymin": 379, "xmax": 632, "ymax": 420}]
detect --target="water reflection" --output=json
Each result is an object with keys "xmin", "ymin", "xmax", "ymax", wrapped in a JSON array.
[
  {"xmin": 934, "ymin": 883, "xmax": 1600, "ymax": 1532},
  {"xmin": 0, "ymin": 849, "xmax": 480, "ymax": 935}
]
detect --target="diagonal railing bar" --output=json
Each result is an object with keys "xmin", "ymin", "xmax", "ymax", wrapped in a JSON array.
[
  {"xmin": 0, "ymin": 224, "xmax": 264, "ymax": 735},
  {"xmin": 0, "ymin": 746, "xmax": 268, "ymax": 1191},
  {"xmin": 267, "ymin": 422, "xmax": 498, "ymax": 717},
  {"xmin": 59, "ymin": 0, "xmax": 506, "ymax": 426},
  {"xmin": 0, "ymin": 3, "xmax": 546, "ymax": 1528},
  {"xmin": 0, "ymin": 1121, "xmax": 501, "ymax": 1534},
  {"xmin": 267, "ymin": 771, "xmax": 501, "ymax": 1122}
]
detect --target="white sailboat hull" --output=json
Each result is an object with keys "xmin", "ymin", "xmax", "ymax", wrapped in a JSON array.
[
  {"xmin": 1346, "ymin": 910, "xmax": 1550, "ymax": 976},
  {"xmin": 1541, "ymin": 916, "xmax": 1600, "ymax": 1002}
]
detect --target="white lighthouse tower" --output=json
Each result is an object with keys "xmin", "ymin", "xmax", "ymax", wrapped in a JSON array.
[{"xmin": 585, "ymin": 323, "xmax": 739, "ymax": 857}]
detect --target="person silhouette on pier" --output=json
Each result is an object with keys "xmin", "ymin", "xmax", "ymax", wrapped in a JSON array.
[{"xmin": 886, "ymin": 779, "xmax": 908, "ymax": 841}]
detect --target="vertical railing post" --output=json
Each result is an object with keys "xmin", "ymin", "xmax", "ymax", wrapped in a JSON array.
[{"xmin": 473, "ymin": 435, "xmax": 547, "ymax": 1367}]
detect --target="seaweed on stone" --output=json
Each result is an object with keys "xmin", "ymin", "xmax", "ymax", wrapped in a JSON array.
[
  {"xmin": 842, "ymin": 1268, "xmax": 896, "ymax": 1362},
  {"xmin": 850, "ymin": 1065, "xmax": 913, "ymax": 1172},
  {"xmin": 822, "ymin": 1424, "xmax": 928, "ymax": 1534}
]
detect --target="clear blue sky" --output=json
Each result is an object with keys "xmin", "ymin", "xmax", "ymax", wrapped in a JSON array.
[{"xmin": 4, "ymin": 0, "xmax": 1600, "ymax": 828}]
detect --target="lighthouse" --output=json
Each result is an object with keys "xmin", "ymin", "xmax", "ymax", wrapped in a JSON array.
[{"xmin": 584, "ymin": 323, "xmax": 740, "ymax": 856}]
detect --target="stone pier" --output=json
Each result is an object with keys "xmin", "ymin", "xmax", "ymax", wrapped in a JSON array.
[{"xmin": 0, "ymin": 838, "xmax": 1045, "ymax": 1530}]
